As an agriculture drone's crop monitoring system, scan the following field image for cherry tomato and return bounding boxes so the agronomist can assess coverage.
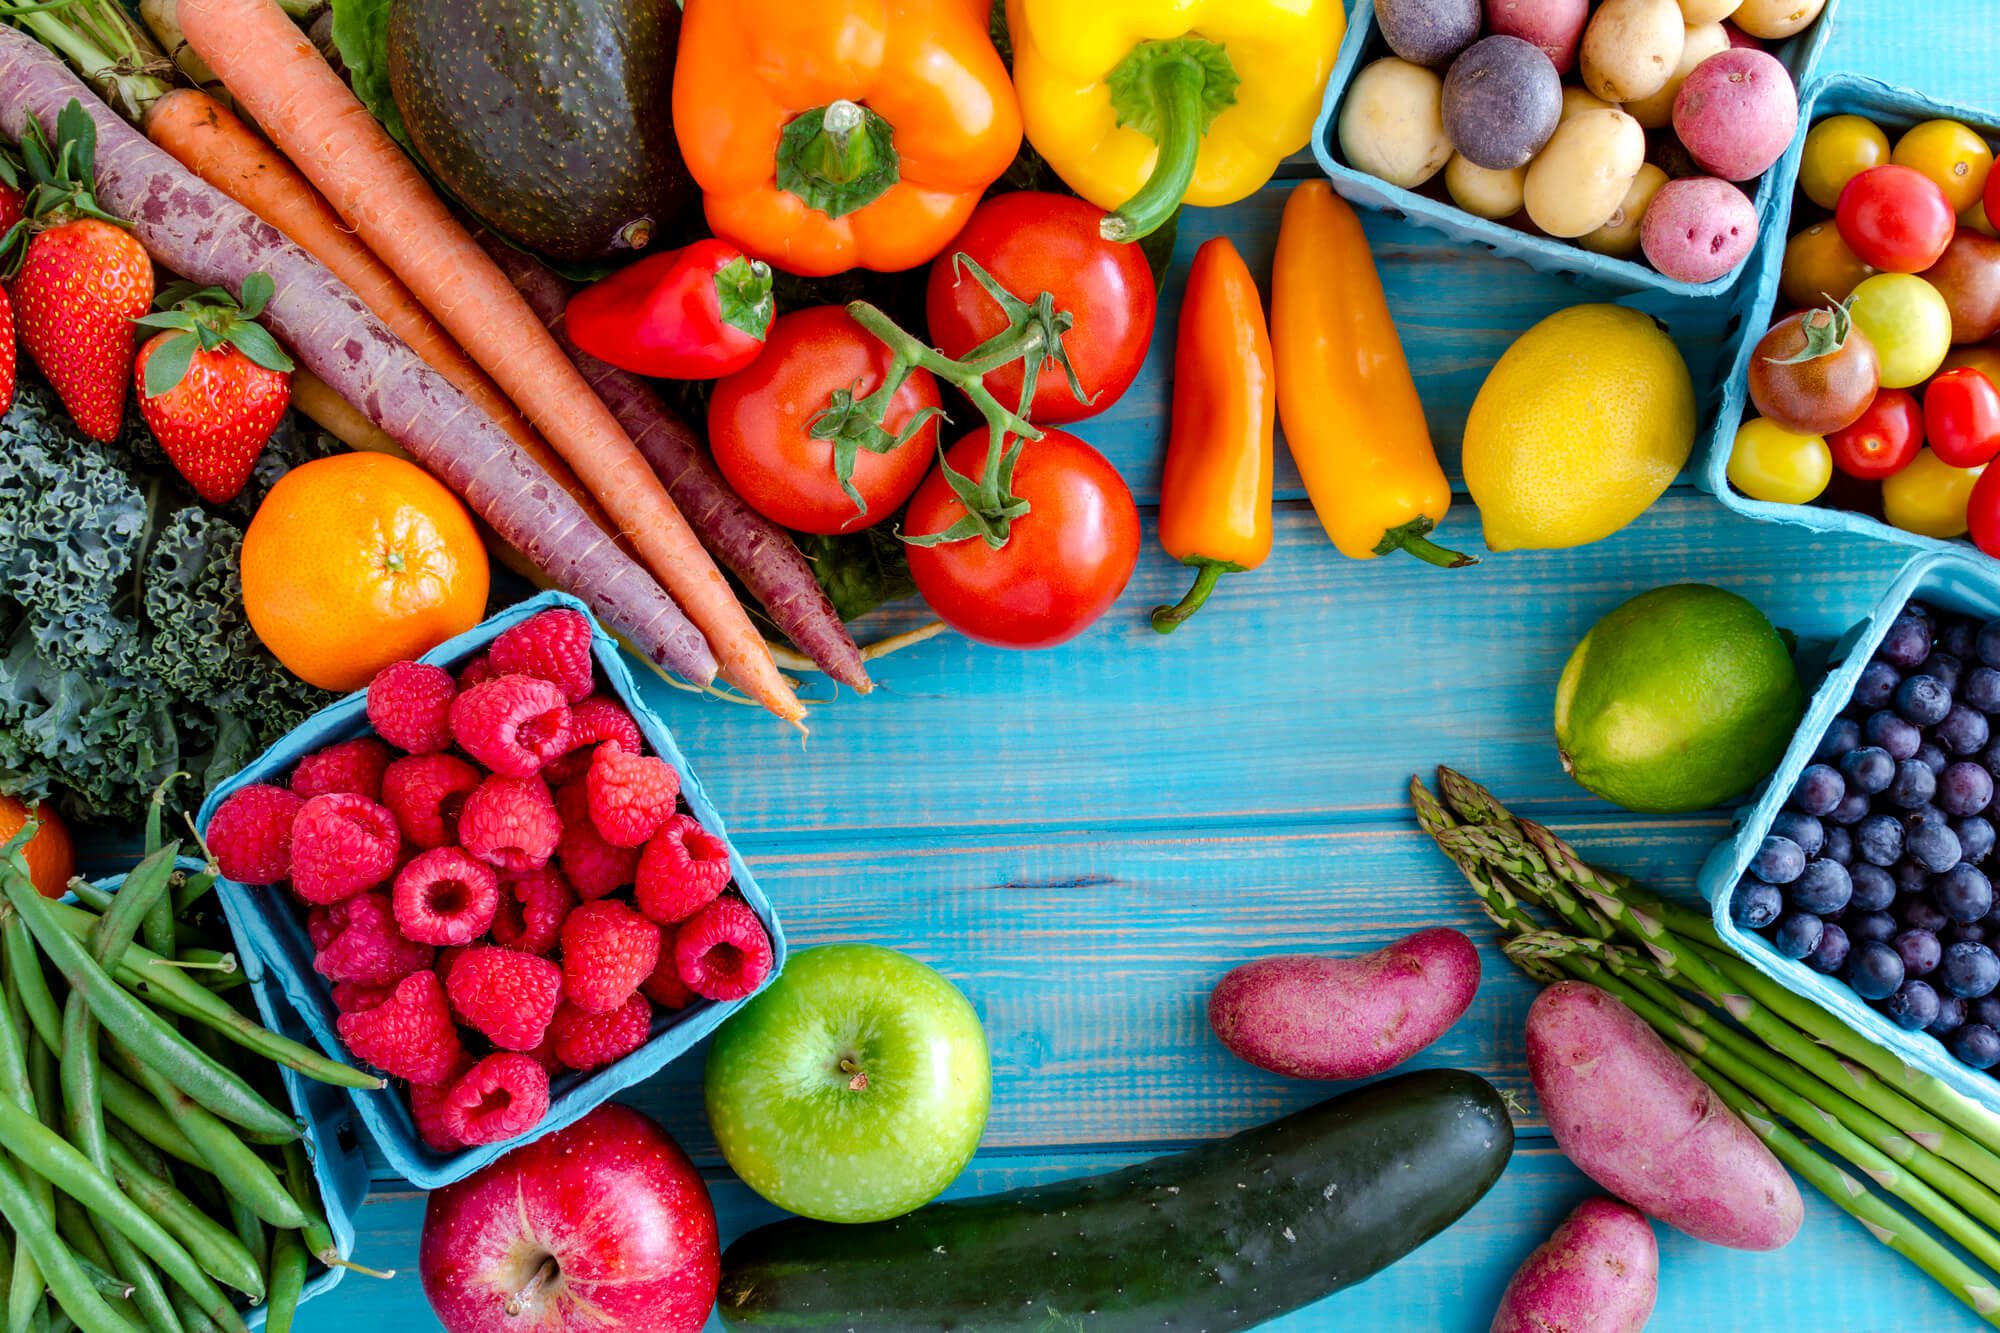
[706,305,941,535]
[1781,223,1876,309]
[1837,165,1957,273]
[1943,343,2000,382]
[1885,448,1982,538]
[1892,119,1994,215]
[1747,305,1881,435]
[925,193,1157,426]
[1801,115,1891,211]
[1848,272,1953,388]
[1729,418,1832,505]
[904,429,1140,648]
[1920,230,2000,344]
[1971,463,2000,557]
[1827,387,1923,479]
[1963,198,1999,239]
[1924,367,2000,468]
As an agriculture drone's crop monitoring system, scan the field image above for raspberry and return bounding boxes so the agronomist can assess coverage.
[440,1053,549,1146]
[366,661,457,755]
[206,785,303,884]
[641,951,697,1010]
[450,675,571,778]
[410,1055,472,1153]
[313,891,434,985]
[306,905,340,953]
[543,696,645,784]
[393,848,500,945]
[674,896,773,1001]
[492,868,574,955]
[553,780,637,899]
[380,753,482,849]
[489,608,595,702]
[634,814,733,925]
[460,775,562,874]
[291,737,392,803]
[331,979,397,1013]
[289,794,402,905]
[521,1030,564,1075]
[445,947,562,1051]
[585,743,680,848]
[335,970,462,1085]
[550,995,651,1072]
[456,654,498,691]
[560,900,660,1013]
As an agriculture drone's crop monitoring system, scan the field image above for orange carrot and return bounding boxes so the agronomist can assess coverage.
[180,0,803,727]
[140,87,612,533]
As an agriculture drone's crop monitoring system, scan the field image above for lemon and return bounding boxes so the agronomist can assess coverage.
[1555,584,1804,813]
[1464,304,1696,551]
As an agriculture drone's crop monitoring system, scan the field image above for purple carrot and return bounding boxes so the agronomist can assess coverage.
[0,32,716,686]
[482,237,873,693]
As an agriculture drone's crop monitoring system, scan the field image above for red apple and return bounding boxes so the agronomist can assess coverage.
[420,1104,718,1331]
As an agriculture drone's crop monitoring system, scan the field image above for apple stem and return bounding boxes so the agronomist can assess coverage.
[506,1256,559,1316]
[839,1056,868,1092]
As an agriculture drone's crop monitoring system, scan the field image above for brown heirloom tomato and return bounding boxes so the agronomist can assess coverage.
[1748,303,1883,437]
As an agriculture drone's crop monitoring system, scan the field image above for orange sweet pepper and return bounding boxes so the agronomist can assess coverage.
[672,0,1023,279]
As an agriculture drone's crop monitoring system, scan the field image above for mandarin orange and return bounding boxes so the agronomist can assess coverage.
[0,794,76,898]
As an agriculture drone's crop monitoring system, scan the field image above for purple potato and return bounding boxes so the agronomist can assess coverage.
[1443,36,1563,170]
[1377,0,1482,67]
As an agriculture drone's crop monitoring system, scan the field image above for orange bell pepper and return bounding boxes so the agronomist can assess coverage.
[1153,237,1274,632]
[672,0,1023,279]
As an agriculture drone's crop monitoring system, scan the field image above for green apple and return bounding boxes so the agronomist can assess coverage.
[704,943,990,1223]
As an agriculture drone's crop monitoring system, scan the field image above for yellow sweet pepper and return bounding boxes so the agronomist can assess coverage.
[1006,0,1346,242]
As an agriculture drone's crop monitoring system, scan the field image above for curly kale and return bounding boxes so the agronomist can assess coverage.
[0,373,335,824]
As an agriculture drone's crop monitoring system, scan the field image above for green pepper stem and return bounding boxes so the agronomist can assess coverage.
[1151,561,1228,633]
[1375,517,1478,569]
[776,99,900,220]
[1103,56,1207,244]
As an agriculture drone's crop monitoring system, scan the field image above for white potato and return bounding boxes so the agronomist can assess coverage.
[1561,85,1618,121]
[1447,153,1528,218]
[1581,0,1687,102]
[1579,163,1669,256]
[1621,22,1730,127]
[1524,108,1647,236]
[1731,0,1827,37]
[1338,58,1452,188]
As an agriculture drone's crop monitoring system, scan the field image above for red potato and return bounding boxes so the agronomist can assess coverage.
[1207,927,1480,1080]
[1526,982,1802,1251]
[1672,48,1798,181]
[1491,1197,1659,1333]
[1484,0,1589,73]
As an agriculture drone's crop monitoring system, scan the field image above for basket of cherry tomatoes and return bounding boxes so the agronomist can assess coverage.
[1707,72,2000,554]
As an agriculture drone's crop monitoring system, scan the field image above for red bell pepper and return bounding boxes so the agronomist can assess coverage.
[1925,367,2000,469]
[565,239,775,379]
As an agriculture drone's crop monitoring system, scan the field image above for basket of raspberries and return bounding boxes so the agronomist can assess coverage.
[194,594,785,1188]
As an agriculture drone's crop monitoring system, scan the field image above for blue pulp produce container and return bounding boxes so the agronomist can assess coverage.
[196,591,788,1190]
[1697,72,2000,556]
[1312,0,1838,298]
[1698,551,2000,1115]
[80,861,368,1326]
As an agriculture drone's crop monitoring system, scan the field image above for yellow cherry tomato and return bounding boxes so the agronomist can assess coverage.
[1883,448,1984,538]
[1781,222,1877,309]
[1801,115,1891,211]
[1961,198,1998,238]
[1728,418,1832,505]
[1849,272,1954,388]
[1892,119,1995,214]
[1943,343,2000,382]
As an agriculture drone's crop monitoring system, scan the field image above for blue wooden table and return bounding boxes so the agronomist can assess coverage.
[302,9,1997,1328]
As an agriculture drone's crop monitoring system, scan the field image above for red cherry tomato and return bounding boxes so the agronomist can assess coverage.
[904,428,1141,648]
[925,193,1158,425]
[1836,165,1957,273]
[1828,387,1924,479]
[1924,367,2000,468]
[706,305,941,535]
[1969,463,2000,557]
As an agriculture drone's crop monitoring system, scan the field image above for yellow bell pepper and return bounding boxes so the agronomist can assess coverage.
[1006,0,1346,242]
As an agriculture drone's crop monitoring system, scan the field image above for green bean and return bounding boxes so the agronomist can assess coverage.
[104,1043,300,1231]
[0,873,297,1143]
[168,876,213,921]
[60,890,198,959]
[98,1141,259,1309]
[2,922,59,1074]
[97,1080,199,1175]
[165,1293,223,1333]
[49,1205,142,1309]
[261,1232,304,1333]
[140,781,183,965]
[5,1011,53,1333]
[0,1155,128,1333]
[39,1313,63,1333]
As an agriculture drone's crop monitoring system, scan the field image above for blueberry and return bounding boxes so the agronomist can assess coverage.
[1956,815,1997,865]
[1828,794,1871,828]
[1923,652,1966,693]
[1866,711,1923,760]
[1791,764,1847,817]
[1807,921,1852,974]
[1882,613,1935,668]
[1942,942,2000,998]
[1896,675,1953,727]
[1938,863,1996,922]
[1895,858,1934,896]
[1902,892,1951,934]
[1854,659,1904,709]
[1972,995,2000,1028]
[1941,704,1992,758]
[1856,814,1905,866]
[1948,1023,2000,1070]
[1947,921,1992,947]
[1944,619,1981,660]
[1788,859,1853,915]
[1906,600,1937,629]
[1750,834,1807,884]
[1940,761,1997,818]
[1978,619,2000,668]
[1967,666,2000,713]
[1816,716,1864,761]
[1889,760,1939,810]
[1845,939,1908,1000]
[1932,994,1969,1035]
[1895,927,1943,976]
[1771,811,1826,858]
[1885,978,1942,1029]
[1849,909,1899,944]
[1850,862,1898,911]
[1908,812,1964,872]
[1915,741,1951,776]
[1731,878,1784,930]
[1841,745,1897,795]
[1774,910,1826,960]
[1822,824,1855,864]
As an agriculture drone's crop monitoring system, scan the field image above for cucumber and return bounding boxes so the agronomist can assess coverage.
[719,1068,1514,1330]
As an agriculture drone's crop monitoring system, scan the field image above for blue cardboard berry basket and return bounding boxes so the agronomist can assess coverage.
[80,861,368,1326]
[1312,0,1837,298]
[1697,550,2000,1115]
[195,591,788,1190]
[1696,72,2000,556]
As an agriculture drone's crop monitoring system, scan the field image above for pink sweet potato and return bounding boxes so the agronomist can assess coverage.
[1526,981,1802,1250]
[1491,1196,1659,1333]
[1207,927,1481,1079]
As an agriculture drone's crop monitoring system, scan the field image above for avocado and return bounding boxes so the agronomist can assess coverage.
[387,0,696,265]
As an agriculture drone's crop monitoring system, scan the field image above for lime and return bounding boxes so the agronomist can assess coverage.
[1554,584,1804,813]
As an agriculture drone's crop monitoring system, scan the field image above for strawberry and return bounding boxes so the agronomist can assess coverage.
[133,273,294,503]
[0,287,14,419]
[3,104,153,442]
